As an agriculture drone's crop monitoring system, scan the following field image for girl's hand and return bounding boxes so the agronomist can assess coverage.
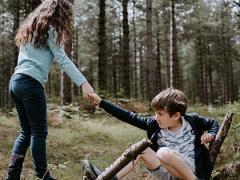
[87,93,102,106]
[81,82,94,99]
[200,133,215,144]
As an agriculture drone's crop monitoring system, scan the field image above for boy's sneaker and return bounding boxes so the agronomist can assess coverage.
[82,160,118,180]
[83,160,102,179]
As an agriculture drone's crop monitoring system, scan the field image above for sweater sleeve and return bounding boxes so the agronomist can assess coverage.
[195,115,219,137]
[99,99,153,130]
[47,28,87,86]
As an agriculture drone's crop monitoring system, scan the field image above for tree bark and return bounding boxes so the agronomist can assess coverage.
[60,47,72,105]
[31,0,41,10]
[60,0,73,105]
[122,0,130,98]
[169,0,180,89]
[73,29,79,97]
[0,1,5,107]
[112,49,117,98]
[163,1,170,88]
[98,0,107,94]
[96,138,152,180]
[155,9,162,92]
[207,44,214,105]
[209,113,234,165]
[139,43,145,100]
[117,18,123,96]
[146,0,156,100]
[132,0,138,98]
[12,0,20,73]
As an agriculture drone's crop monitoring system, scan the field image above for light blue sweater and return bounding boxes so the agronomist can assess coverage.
[14,27,87,87]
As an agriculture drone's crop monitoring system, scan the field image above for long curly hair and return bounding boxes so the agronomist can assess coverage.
[15,0,73,47]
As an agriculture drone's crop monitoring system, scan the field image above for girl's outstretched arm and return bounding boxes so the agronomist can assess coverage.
[87,93,154,131]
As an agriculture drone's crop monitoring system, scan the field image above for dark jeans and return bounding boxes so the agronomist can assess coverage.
[7,73,53,180]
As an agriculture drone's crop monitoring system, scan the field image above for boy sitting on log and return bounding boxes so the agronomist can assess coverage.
[84,88,219,180]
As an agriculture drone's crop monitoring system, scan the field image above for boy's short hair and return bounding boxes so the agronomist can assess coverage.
[151,88,188,116]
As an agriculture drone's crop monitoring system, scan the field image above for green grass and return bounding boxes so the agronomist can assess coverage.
[0,103,239,179]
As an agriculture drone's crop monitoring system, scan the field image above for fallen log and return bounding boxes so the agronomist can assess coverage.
[96,138,152,180]
[209,113,234,165]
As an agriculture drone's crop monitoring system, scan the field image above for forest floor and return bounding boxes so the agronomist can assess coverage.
[0,100,239,180]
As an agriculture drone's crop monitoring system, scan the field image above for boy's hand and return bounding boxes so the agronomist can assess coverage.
[200,133,215,144]
[87,93,102,106]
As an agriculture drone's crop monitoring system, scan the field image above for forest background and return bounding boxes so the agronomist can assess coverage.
[0,0,239,179]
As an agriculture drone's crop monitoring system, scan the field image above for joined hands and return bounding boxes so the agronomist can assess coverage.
[86,93,102,106]
[81,82,101,106]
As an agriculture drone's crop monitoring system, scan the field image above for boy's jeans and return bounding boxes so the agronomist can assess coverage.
[7,73,51,180]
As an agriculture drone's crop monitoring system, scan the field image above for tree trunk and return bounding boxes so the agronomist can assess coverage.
[12,0,20,73]
[215,23,224,105]
[24,0,30,17]
[196,27,208,105]
[132,0,138,98]
[169,0,180,89]
[0,2,5,107]
[112,48,117,98]
[31,0,41,10]
[60,0,73,105]
[139,44,145,100]
[163,1,170,88]
[98,0,107,94]
[60,57,72,105]
[225,14,234,104]
[117,19,123,96]
[122,0,130,98]
[73,29,79,97]
[207,44,214,105]
[209,113,234,165]
[202,39,208,105]
[146,0,156,100]
[155,9,162,92]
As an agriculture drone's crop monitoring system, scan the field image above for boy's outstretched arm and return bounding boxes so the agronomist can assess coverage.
[87,93,153,131]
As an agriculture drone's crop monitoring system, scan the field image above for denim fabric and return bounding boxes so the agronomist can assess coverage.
[7,73,53,180]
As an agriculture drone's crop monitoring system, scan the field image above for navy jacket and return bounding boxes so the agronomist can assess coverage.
[99,100,219,179]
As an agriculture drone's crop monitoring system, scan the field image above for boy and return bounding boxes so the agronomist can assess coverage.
[84,88,219,180]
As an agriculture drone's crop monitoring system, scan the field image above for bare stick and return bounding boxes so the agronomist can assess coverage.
[209,113,234,165]
[96,138,152,180]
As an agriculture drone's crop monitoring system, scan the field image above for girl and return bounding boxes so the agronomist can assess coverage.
[7,0,93,179]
